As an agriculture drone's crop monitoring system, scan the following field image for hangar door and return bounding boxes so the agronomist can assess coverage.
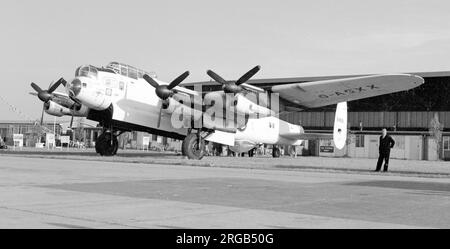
[409,136,422,160]
[368,136,378,159]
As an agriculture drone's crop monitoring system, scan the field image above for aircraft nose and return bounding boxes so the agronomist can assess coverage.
[69,78,82,97]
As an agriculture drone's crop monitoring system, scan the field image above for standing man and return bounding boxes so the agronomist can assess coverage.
[376,128,395,172]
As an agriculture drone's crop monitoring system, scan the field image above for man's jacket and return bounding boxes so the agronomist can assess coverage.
[379,135,395,154]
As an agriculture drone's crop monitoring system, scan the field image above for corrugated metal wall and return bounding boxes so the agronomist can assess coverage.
[280,111,450,129]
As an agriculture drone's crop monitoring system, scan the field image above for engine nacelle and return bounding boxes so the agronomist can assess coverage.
[234,94,274,117]
[72,104,90,117]
[163,98,202,121]
[44,101,89,117]
[44,101,71,117]
[204,92,274,118]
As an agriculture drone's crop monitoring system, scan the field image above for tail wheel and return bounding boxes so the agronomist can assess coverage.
[183,133,205,160]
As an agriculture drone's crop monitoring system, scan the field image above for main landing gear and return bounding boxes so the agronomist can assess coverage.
[272,145,281,158]
[95,130,119,156]
[182,129,206,160]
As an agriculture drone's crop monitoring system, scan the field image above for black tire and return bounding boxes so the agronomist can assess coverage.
[248,149,254,157]
[97,132,118,156]
[182,133,205,160]
[95,133,105,153]
[272,146,281,158]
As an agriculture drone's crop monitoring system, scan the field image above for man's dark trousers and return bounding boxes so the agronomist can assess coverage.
[376,151,390,171]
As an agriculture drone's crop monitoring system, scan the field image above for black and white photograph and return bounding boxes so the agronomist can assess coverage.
[0,0,449,240]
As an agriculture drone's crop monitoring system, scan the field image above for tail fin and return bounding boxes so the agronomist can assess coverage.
[333,102,347,149]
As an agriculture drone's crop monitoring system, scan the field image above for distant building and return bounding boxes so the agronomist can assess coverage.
[0,120,181,152]
[0,120,62,147]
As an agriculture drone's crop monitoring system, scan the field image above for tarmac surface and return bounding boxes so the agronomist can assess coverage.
[0,149,449,228]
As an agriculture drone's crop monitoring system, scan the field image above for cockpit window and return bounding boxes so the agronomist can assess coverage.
[75,65,98,78]
[105,62,157,79]
[120,66,128,76]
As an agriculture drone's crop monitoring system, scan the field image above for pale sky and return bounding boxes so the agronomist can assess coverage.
[1,0,450,121]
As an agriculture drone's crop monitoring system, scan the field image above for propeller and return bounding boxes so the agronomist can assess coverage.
[143,72,190,127]
[143,72,189,100]
[30,78,66,103]
[206,65,261,94]
[30,78,66,125]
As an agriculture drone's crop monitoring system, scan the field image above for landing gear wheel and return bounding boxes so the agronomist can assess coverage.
[248,148,255,157]
[96,132,118,156]
[272,146,281,158]
[183,133,205,160]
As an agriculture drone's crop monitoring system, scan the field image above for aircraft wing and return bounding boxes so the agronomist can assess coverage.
[271,74,424,109]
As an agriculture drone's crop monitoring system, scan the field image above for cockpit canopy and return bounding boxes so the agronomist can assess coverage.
[106,62,157,80]
[75,65,98,78]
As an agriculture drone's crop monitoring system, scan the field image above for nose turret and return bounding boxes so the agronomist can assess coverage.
[68,78,82,97]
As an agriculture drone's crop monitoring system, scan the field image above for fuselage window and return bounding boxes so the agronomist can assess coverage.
[128,68,137,79]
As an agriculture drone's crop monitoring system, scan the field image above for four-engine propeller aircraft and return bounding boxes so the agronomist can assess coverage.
[30,62,424,159]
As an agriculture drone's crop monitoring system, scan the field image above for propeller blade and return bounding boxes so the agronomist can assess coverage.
[168,71,190,90]
[157,105,163,128]
[48,78,65,93]
[143,74,160,89]
[235,65,261,85]
[69,105,75,128]
[70,115,74,128]
[61,78,67,87]
[206,70,228,85]
[40,103,45,126]
[31,83,43,93]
